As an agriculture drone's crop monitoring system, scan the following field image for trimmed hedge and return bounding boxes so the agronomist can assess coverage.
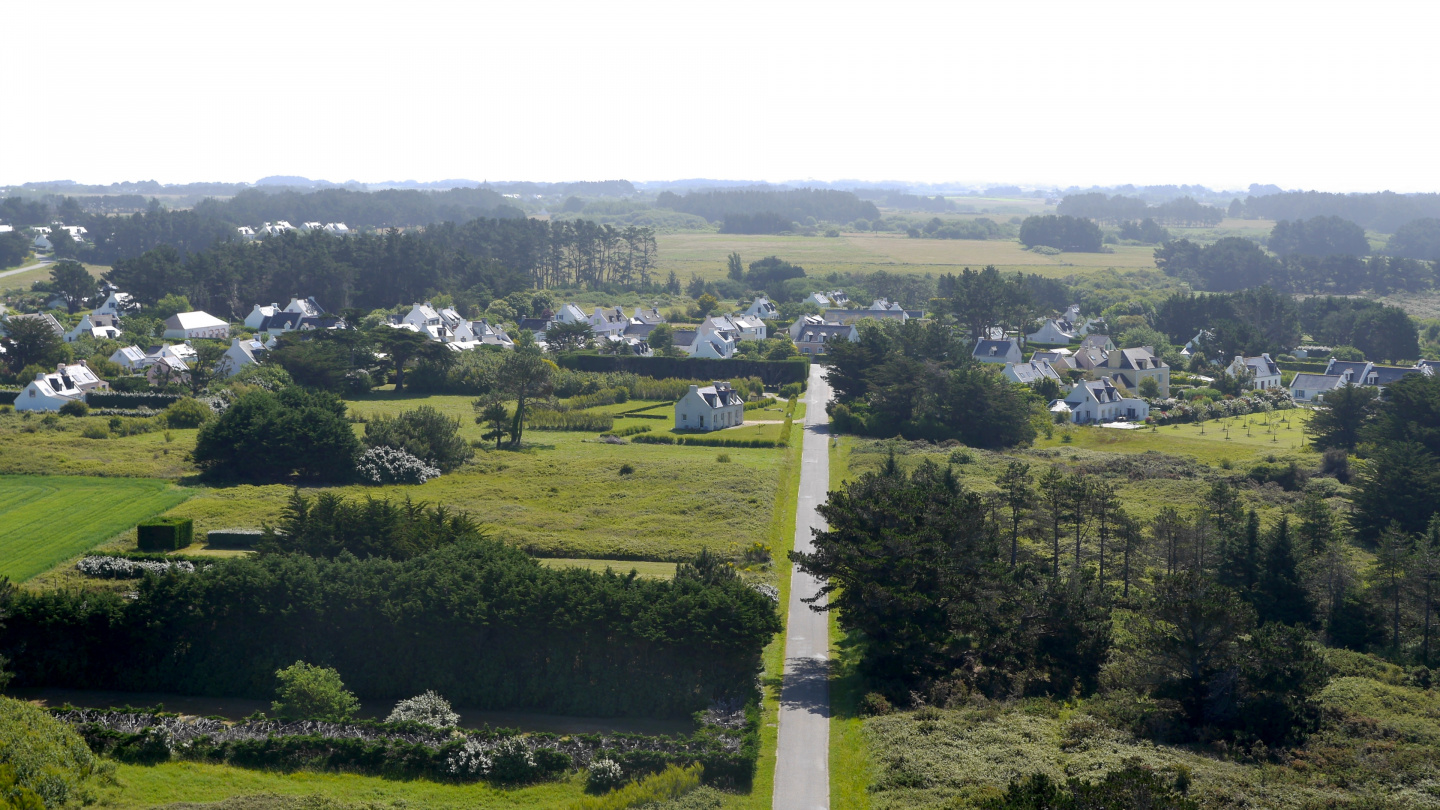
[206,529,262,549]
[87,391,184,409]
[556,354,809,386]
[1277,360,1329,373]
[136,517,194,551]
[525,409,615,432]
[0,390,19,406]
[610,424,653,437]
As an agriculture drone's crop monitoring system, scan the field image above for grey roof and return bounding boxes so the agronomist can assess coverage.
[1112,347,1164,370]
[1326,360,1370,379]
[671,329,698,347]
[798,325,854,343]
[1080,334,1112,350]
[973,339,1018,357]
[1290,373,1343,391]
[1241,355,1281,377]
[1370,365,1424,385]
[623,321,659,339]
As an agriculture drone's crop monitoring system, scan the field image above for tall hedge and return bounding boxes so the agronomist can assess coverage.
[556,354,808,386]
[1,540,781,719]
[136,517,193,551]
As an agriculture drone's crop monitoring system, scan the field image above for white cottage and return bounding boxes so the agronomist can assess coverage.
[1063,378,1149,424]
[64,313,122,342]
[1226,354,1283,390]
[675,382,745,432]
[218,337,264,377]
[163,311,229,340]
[16,362,109,412]
[744,296,780,320]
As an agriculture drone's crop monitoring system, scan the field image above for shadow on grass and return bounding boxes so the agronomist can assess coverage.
[829,629,867,721]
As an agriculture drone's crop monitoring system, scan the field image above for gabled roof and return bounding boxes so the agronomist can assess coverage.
[798,325,855,343]
[1369,365,1424,385]
[1326,360,1370,379]
[623,321,659,339]
[1080,334,1113,351]
[1290,373,1343,392]
[973,338,1019,357]
[1237,354,1281,378]
[671,329,699,347]
[1111,347,1165,370]
[167,311,228,330]
[112,345,147,364]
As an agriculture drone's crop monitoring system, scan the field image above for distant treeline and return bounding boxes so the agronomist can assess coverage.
[719,212,793,235]
[1234,190,1440,233]
[193,187,517,230]
[1018,215,1104,252]
[1057,193,1225,226]
[1156,237,1436,295]
[107,218,657,316]
[656,188,879,224]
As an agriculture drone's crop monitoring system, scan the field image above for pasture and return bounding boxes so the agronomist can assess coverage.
[0,261,108,292]
[0,475,190,581]
[656,231,1161,283]
[0,412,199,479]
[93,394,806,564]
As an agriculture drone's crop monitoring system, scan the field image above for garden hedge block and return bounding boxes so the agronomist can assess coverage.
[136,517,194,551]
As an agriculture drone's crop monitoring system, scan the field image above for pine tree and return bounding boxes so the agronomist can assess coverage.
[1219,509,1261,597]
[996,461,1032,569]
[1038,466,1067,577]
[1374,523,1413,653]
[1255,516,1314,626]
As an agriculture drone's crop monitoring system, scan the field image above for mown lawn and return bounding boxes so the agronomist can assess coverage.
[0,475,191,581]
[1034,409,1314,466]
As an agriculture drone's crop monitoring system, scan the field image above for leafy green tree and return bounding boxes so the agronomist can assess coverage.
[48,260,96,314]
[269,331,364,392]
[193,387,360,481]
[1017,215,1104,252]
[263,490,482,559]
[47,226,77,258]
[1268,216,1370,258]
[1388,217,1440,261]
[364,405,473,472]
[694,293,719,318]
[271,661,360,721]
[151,293,193,321]
[0,317,63,373]
[545,320,594,351]
[726,251,743,281]
[370,326,452,392]
[475,397,510,449]
[0,230,29,269]
[186,340,228,396]
[1254,516,1314,627]
[1124,571,1254,729]
[648,323,673,353]
[497,348,554,448]
[997,461,1032,568]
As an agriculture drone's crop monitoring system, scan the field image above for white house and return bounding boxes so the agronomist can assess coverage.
[94,291,136,318]
[322,222,350,236]
[869,298,905,312]
[675,382,745,432]
[65,313,122,342]
[555,303,589,325]
[589,307,630,339]
[631,306,665,325]
[1064,378,1149,424]
[805,290,849,308]
[236,226,257,241]
[972,338,1023,365]
[400,303,450,341]
[217,337,264,377]
[163,311,229,340]
[452,318,514,348]
[1099,347,1170,396]
[1031,349,1075,372]
[1026,318,1080,345]
[1181,330,1215,359]
[1003,360,1062,386]
[285,297,326,317]
[258,221,295,237]
[1226,354,1283,390]
[244,304,280,329]
[1289,373,1344,404]
[151,342,198,366]
[794,323,858,356]
[146,355,190,385]
[789,314,830,341]
[109,345,149,371]
[17,370,82,411]
[744,296,780,320]
[729,314,767,342]
[1079,334,1116,353]
[32,234,52,251]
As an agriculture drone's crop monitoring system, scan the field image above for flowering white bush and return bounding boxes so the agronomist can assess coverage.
[356,445,441,485]
[487,736,537,782]
[77,556,195,579]
[386,690,460,728]
[446,738,492,776]
[586,757,625,792]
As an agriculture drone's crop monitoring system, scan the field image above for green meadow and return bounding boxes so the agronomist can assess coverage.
[0,475,190,581]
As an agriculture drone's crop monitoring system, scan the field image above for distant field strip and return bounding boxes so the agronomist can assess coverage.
[0,476,191,581]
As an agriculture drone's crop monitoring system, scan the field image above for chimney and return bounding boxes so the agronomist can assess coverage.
[688,384,699,395]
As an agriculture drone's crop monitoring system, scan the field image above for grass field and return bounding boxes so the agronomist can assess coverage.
[0,413,199,479]
[538,557,677,579]
[656,232,1161,283]
[0,261,108,292]
[103,762,588,809]
[0,475,191,581]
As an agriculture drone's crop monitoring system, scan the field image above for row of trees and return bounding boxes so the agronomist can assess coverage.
[1267,216,1370,258]
[1235,190,1440,233]
[1057,194,1225,226]
[656,187,880,224]
[1,531,781,718]
[1155,237,1437,295]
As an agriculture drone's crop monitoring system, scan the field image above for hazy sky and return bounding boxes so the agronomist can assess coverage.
[6,0,1436,192]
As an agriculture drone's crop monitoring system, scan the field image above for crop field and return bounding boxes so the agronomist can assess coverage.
[656,232,1160,283]
[0,413,199,479]
[0,475,191,581]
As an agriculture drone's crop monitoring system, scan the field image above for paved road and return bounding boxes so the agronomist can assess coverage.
[0,257,53,281]
[773,363,832,810]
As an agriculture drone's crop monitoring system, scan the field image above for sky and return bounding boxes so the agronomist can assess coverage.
[5,0,1438,192]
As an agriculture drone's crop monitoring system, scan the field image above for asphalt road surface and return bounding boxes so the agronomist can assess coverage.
[773,363,832,810]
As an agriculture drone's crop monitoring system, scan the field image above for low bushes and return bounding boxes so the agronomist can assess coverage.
[556,354,809,386]
[163,397,212,428]
[76,556,196,579]
[557,387,630,412]
[610,424,653,437]
[576,764,703,809]
[136,517,193,551]
[59,399,90,417]
[526,409,615,432]
[86,391,183,409]
[633,434,782,449]
[356,445,441,485]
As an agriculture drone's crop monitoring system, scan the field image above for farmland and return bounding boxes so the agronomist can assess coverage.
[0,475,191,581]
[0,412,200,479]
